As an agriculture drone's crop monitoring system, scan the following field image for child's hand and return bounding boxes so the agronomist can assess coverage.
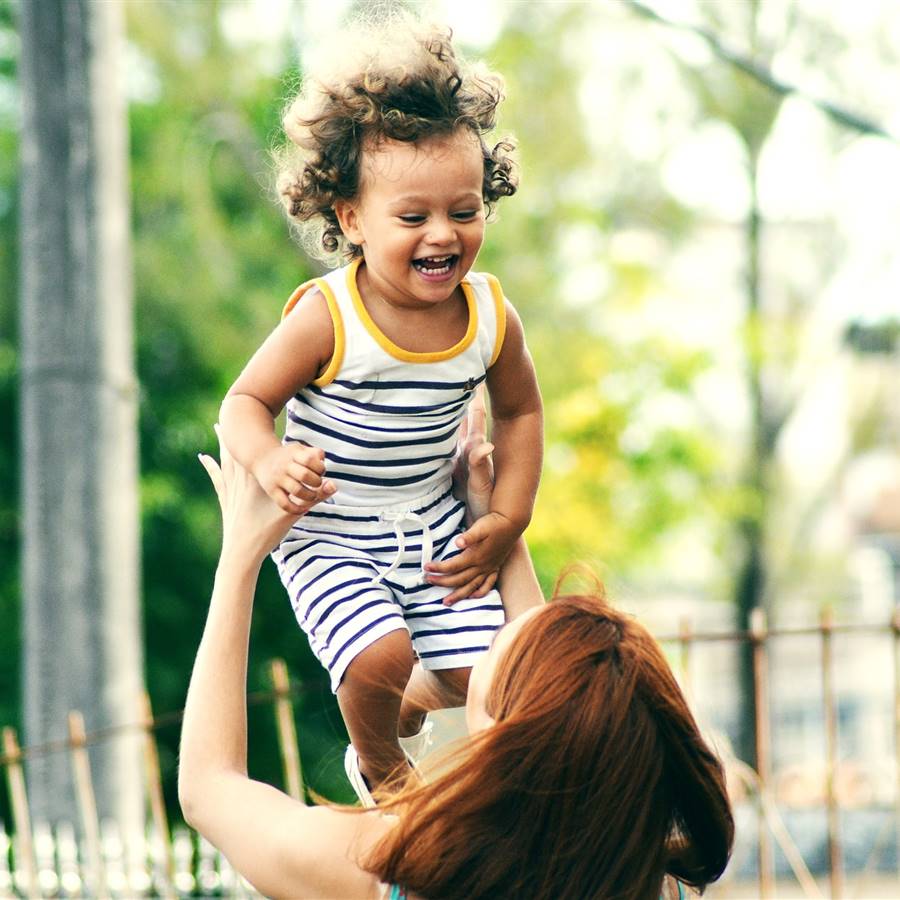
[425,511,521,605]
[252,443,335,516]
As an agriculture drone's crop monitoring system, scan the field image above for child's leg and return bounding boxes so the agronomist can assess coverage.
[336,629,416,791]
[399,664,470,737]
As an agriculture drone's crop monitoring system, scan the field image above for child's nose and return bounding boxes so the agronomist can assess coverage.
[426,217,457,245]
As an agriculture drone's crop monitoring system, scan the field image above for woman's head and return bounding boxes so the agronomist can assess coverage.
[276,16,517,261]
[369,593,734,900]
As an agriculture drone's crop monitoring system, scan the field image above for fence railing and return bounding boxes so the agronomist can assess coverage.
[2,610,899,899]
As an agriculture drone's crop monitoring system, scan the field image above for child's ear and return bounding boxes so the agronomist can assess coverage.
[334,200,364,245]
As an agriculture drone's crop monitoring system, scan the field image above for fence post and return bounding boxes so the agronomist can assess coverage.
[750,607,774,898]
[820,608,843,899]
[67,711,109,900]
[139,692,177,899]
[2,727,39,898]
[269,659,305,802]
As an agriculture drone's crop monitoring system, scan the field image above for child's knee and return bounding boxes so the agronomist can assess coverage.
[342,629,415,695]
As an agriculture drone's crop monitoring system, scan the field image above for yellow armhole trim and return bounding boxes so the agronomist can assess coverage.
[485,273,507,367]
[280,278,345,387]
[347,258,478,363]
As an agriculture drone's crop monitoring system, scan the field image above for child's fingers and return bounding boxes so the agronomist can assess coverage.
[443,573,487,605]
[286,480,335,512]
[276,490,307,515]
[428,564,482,589]
[279,476,313,501]
[455,517,493,551]
[425,548,476,576]
[470,571,498,598]
[293,447,326,474]
[286,462,323,488]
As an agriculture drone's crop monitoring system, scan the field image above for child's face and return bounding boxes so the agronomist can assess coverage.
[335,128,486,308]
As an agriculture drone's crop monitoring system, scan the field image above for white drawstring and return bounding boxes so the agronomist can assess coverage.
[371,510,433,585]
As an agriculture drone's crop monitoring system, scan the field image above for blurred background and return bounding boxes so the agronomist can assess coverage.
[1,0,899,896]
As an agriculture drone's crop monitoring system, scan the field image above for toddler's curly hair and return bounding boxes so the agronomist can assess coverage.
[275,17,518,261]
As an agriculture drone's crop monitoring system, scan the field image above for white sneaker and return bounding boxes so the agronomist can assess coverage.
[399,718,434,767]
[344,744,377,808]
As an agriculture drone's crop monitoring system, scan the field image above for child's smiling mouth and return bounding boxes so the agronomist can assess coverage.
[411,254,458,279]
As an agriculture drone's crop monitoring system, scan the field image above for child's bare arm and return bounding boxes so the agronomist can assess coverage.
[219,290,337,515]
[427,302,543,602]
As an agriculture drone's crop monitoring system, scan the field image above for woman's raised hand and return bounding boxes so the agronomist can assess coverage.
[199,425,325,564]
[453,386,495,524]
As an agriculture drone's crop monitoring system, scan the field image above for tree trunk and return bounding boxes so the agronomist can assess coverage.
[18,0,142,832]
[734,147,768,767]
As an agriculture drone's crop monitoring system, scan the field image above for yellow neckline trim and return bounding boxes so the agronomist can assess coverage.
[346,257,478,364]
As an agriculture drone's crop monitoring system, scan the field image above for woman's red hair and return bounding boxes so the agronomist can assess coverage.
[365,593,734,900]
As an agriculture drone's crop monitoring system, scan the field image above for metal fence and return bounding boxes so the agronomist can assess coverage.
[1,615,899,899]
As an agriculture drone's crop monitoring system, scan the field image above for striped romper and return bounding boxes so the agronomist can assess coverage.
[272,258,507,692]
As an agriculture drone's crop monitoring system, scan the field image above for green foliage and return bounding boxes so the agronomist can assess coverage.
[1,0,801,822]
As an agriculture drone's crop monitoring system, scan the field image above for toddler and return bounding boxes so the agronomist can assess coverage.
[219,18,543,803]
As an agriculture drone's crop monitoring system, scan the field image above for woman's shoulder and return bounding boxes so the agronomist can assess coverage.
[271,805,395,900]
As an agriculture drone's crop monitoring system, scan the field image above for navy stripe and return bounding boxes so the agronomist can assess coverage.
[299,577,373,620]
[412,624,501,639]
[330,613,403,670]
[301,486,454,523]
[305,584,377,630]
[417,645,491,660]
[292,559,374,596]
[404,602,503,621]
[285,541,384,579]
[331,374,486,392]
[288,411,459,449]
[324,449,455,468]
[302,508,381,523]
[295,394,454,435]
[399,581,444,597]
[309,384,468,416]
[329,467,443,488]
[322,598,390,650]
[285,535,439,558]
[313,591,387,638]
[291,498,463,543]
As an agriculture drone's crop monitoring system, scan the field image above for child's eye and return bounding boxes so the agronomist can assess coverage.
[399,214,426,224]
[452,210,479,221]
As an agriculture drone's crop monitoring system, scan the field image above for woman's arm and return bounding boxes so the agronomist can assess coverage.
[178,434,388,900]
[453,389,544,619]
[427,302,543,601]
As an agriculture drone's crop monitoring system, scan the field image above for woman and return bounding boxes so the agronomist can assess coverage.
[179,414,734,900]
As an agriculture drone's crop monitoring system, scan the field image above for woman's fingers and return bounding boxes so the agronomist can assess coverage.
[198,454,226,511]
[212,423,234,480]
[467,385,487,441]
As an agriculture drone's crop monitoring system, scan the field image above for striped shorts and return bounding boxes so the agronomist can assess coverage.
[273,483,506,693]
